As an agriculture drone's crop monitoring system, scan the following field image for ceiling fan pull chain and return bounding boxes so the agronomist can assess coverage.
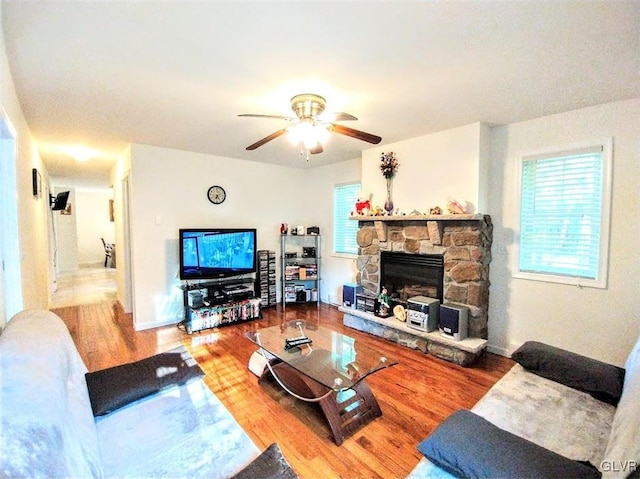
[296,142,309,161]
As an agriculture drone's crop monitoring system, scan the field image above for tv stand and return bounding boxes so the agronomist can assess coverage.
[180,277,261,334]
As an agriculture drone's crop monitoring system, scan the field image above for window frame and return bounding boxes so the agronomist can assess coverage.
[333,182,361,258]
[513,139,613,289]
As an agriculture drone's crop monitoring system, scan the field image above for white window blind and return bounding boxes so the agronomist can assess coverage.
[333,183,360,255]
[519,145,608,284]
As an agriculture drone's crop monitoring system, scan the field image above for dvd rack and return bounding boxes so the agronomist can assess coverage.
[257,250,277,307]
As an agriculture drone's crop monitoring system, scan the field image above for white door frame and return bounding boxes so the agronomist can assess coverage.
[0,109,23,325]
[121,175,134,313]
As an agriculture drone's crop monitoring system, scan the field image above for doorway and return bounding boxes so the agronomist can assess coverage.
[48,185,117,308]
[0,111,23,325]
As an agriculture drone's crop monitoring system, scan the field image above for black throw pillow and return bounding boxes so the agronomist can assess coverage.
[229,443,298,479]
[418,410,601,479]
[511,341,625,405]
[85,346,204,416]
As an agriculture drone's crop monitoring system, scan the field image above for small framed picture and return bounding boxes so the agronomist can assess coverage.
[32,168,42,197]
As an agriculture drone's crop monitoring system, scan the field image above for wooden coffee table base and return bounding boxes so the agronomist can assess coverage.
[259,361,383,445]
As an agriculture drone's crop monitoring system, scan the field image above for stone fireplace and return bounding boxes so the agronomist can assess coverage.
[340,213,493,365]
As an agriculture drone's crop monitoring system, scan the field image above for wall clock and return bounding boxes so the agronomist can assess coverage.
[207,185,226,204]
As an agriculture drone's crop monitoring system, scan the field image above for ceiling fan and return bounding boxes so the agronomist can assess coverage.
[239,93,382,155]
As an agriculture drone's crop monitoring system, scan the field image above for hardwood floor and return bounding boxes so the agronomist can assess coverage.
[51,300,514,479]
[50,265,117,309]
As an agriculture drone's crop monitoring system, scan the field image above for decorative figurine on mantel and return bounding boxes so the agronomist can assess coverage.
[371,205,384,216]
[447,198,467,214]
[354,192,371,216]
[377,287,391,317]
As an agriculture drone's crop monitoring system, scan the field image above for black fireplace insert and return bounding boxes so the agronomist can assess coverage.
[380,251,444,303]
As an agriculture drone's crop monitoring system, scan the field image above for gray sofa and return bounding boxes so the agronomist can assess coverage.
[408,336,640,479]
[0,309,296,479]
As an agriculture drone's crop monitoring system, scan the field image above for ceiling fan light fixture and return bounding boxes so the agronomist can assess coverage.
[311,124,330,146]
[286,122,329,149]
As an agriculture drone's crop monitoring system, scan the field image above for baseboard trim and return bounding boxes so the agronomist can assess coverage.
[134,316,180,331]
[487,344,510,358]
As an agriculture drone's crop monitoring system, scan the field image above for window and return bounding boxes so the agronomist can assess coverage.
[517,142,611,288]
[333,183,360,255]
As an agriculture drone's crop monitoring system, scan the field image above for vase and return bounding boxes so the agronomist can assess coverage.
[384,178,394,215]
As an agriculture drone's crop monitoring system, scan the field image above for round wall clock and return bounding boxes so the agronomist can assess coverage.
[207,185,226,204]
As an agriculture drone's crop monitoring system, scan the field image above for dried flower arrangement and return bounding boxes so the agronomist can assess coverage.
[379,152,399,179]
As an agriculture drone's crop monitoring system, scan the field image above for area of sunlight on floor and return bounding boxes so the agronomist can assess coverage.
[49,264,117,308]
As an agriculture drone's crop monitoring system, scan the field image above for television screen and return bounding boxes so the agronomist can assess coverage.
[179,228,256,280]
[51,191,70,211]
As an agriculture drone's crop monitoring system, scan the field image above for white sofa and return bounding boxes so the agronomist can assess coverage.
[408,337,640,479]
[0,309,294,479]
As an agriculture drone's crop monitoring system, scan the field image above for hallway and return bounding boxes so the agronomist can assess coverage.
[50,265,116,308]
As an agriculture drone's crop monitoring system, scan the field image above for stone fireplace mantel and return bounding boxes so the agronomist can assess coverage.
[350,214,486,244]
[350,214,486,221]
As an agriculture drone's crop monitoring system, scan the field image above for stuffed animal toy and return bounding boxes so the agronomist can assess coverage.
[355,193,371,216]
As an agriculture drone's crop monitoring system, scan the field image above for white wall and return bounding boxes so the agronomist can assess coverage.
[0,2,51,314]
[361,122,490,214]
[488,99,640,366]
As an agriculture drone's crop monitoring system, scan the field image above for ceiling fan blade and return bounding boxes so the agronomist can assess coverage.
[238,114,295,121]
[309,143,323,154]
[246,129,287,150]
[331,112,358,121]
[329,124,382,144]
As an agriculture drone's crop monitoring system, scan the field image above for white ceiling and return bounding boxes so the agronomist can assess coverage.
[2,1,639,183]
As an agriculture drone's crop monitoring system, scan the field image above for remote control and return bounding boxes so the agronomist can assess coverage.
[284,336,312,350]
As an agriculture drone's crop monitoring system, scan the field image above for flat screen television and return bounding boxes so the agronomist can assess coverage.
[179,228,257,281]
[50,191,70,211]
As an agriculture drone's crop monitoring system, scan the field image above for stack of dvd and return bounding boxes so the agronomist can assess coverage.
[257,250,277,307]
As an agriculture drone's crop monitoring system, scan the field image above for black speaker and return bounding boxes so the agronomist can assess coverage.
[439,303,468,341]
[343,283,363,308]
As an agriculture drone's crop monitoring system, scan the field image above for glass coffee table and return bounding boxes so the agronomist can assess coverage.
[245,320,397,445]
